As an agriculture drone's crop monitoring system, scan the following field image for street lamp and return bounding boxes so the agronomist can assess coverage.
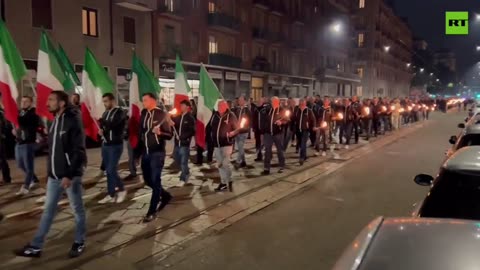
[406,63,411,67]
[476,14,480,21]
[331,22,341,33]
[436,79,440,82]
[420,68,424,73]
[384,46,390,52]
[430,73,433,76]
[476,46,480,51]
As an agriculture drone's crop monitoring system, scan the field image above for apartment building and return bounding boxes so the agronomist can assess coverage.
[352,0,413,98]
[1,0,154,100]
[155,0,361,103]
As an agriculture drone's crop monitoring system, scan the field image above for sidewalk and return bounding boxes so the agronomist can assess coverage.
[0,119,432,270]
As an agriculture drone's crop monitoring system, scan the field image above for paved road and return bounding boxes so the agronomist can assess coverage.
[138,112,464,270]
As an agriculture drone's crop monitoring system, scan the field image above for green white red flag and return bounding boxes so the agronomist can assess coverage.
[128,53,160,148]
[0,20,26,127]
[196,64,221,149]
[57,44,81,90]
[173,54,191,111]
[81,48,114,140]
[36,31,74,120]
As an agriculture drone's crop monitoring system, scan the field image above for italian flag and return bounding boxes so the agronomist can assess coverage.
[0,20,26,127]
[57,44,81,90]
[196,65,221,149]
[36,31,75,120]
[173,54,191,112]
[128,53,160,148]
[81,48,114,140]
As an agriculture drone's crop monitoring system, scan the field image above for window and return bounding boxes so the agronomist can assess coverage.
[165,0,174,12]
[192,0,199,8]
[241,43,248,61]
[359,0,365,8]
[82,8,98,37]
[356,86,363,96]
[357,33,364,47]
[208,1,216,13]
[256,44,264,57]
[208,35,218,53]
[191,32,199,50]
[123,17,135,44]
[32,0,52,29]
[357,67,364,78]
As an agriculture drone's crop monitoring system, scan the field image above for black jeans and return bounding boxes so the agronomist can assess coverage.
[362,118,372,140]
[0,143,10,182]
[141,151,169,215]
[254,131,263,160]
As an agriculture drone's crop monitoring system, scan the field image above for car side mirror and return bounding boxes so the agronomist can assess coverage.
[449,135,457,145]
[458,123,465,129]
[414,174,434,186]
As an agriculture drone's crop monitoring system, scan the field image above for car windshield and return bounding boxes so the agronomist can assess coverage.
[457,134,480,149]
[419,169,480,220]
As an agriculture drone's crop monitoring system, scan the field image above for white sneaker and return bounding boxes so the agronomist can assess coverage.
[345,145,349,150]
[98,195,115,204]
[29,182,38,190]
[315,152,320,156]
[176,181,186,187]
[36,196,46,203]
[16,186,29,196]
[116,191,127,203]
[322,151,327,157]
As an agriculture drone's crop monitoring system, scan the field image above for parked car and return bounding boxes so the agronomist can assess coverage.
[412,146,480,220]
[332,217,480,270]
[446,115,480,158]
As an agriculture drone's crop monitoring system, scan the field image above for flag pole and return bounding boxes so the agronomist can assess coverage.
[27,79,38,106]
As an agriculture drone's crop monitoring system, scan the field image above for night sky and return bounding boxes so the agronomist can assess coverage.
[394,0,480,76]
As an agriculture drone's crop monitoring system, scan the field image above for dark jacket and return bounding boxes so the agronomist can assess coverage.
[209,111,238,147]
[17,107,41,144]
[317,106,332,124]
[138,107,173,155]
[232,105,251,133]
[260,106,286,135]
[293,107,316,132]
[342,104,357,123]
[371,103,382,119]
[100,107,127,145]
[252,103,269,133]
[172,112,196,147]
[47,106,87,180]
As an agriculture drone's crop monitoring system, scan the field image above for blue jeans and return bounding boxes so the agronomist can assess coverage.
[235,133,248,164]
[15,143,35,189]
[102,144,124,197]
[299,130,309,161]
[141,151,168,215]
[173,145,190,181]
[127,141,137,176]
[263,133,285,170]
[31,177,86,248]
[214,146,233,184]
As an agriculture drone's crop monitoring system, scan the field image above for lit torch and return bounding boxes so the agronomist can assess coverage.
[381,106,387,112]
[363,106,370,116]
[169,108,178,115]
[285,110,291,118]
[399,108,405,113]
[390,105,396,111]
[337,112,344,120]
[407,106,412,112]
[240,117,247,129]
[321,121,328,128]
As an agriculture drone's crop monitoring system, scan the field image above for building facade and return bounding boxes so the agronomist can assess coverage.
[154,0,361,103]
[352,0,413,98]
[1,0,154,101]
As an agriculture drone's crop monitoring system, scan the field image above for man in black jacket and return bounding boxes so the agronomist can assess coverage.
[16,91,87,258]
[137,93,173,223]
[261,96,286,175]
[97,93,127,204]
[232,96,251,169]
[252,98,267,162]
[172,100,195,187]
[14,96,41,195]
[209,100,238,192]
[292,98,315,165]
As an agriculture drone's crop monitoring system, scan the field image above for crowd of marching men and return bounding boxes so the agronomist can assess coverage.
[1,88,439,258]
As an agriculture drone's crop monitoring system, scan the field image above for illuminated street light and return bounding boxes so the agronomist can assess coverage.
[406,63,411,67]
[436,79,439,82]
[384,46,390,52]
[430,73,433,76]
[420,68,424,72]
[477,14,480,21]
[331,23,341,33]
[477,46,480,51]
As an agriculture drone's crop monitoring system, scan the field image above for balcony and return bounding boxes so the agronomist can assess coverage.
[115,0,156,11]
[252,27,269,40]
[253,0,271,10]
[158,2,184,18]
[252,56,271,72]
[209,53,242,68]
[315,68,362,83]
[208,12,240,33]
